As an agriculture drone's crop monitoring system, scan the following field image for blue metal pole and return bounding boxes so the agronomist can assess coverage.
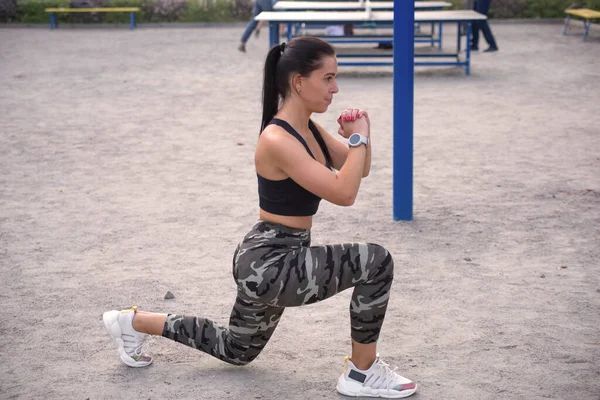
[393,0,414,221]
[457,22,461,52]
[583,20,591,41]
[130,12,135,30]
[50,12,56,29]
[269,22,279,47]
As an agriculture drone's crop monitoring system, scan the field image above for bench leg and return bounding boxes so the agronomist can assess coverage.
[269,22,280,48]
[465,22,471,76]
[457,22,462,53]
[50,12,57,29]
[438,22,443,51]
[583,19,591,41]
[562,15,571,35]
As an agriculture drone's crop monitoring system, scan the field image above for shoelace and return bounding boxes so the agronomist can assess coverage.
[123,333,149,358]
[374,359,401,387]
[132,340,149,358]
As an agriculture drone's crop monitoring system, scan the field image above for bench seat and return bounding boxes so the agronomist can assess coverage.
[45,7,140,30]
[563,8,600,41]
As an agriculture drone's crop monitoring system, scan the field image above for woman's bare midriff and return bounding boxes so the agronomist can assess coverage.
[259,208,313,230]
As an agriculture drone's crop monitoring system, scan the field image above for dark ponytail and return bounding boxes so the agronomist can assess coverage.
[260,37,335,134]
[261,43,284,133]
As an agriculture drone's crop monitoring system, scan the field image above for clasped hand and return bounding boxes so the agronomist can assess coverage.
[336,108,370,139]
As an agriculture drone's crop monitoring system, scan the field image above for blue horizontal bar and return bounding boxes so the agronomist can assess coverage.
[337,52,459,58]
[312,35,394,39]
[338,62,394,66]
[337,53,394,58]
[414,61,468,67]
[337,61,468,67]
[414,53,459,57]
[293,37,436,44]
[327,39,394,43]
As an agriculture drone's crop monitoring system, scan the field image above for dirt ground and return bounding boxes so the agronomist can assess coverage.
[1,19,599,400]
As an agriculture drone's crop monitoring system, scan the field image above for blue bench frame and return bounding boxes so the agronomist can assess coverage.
[46,7,138,30]
[262,13,483,75]
[274,3,450,50]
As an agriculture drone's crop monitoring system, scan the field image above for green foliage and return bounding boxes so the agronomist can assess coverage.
[0,0,20,22]
[10,0,246,23]
[180,0,238,22]
[522,0,572,18]
[7,0,600,24]
[488,0,528,19]
[102,0,147,23]
[17,0,70,23]
[450,0,600,18]
[142,0,187,22]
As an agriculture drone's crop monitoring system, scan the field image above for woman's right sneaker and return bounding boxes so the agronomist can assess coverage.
[336,355,417,398]
[103,306,153,367]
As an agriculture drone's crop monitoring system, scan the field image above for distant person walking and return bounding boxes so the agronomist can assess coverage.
[238,0,276,52]
[471,0,499,52]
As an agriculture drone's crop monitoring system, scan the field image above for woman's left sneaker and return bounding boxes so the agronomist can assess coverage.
[336,355,417,398]
[103,306,153,367]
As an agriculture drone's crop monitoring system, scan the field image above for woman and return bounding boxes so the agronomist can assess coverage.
[103,37,417,399]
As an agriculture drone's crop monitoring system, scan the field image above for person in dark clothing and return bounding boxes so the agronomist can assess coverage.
[471,0,499,52]
[238,0,276,53]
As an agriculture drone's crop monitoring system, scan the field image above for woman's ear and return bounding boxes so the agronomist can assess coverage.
[291,74,303,94]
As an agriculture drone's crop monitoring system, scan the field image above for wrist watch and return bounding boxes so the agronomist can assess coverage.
[348,133,369,148]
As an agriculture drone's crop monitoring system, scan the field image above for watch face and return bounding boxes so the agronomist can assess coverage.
[349,134,361,146]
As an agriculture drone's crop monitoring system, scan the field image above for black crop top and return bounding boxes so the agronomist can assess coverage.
[257,118,333,217]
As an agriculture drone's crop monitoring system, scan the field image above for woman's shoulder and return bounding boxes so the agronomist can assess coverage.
[308,118,329,136]
[259,124,297,152]
[261,123,288,141]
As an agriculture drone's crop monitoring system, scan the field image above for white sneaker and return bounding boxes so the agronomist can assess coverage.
[336,355,417,398]
[103,306,153,367]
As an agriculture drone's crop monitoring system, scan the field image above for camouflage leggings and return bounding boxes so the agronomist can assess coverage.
[161,221,394,366]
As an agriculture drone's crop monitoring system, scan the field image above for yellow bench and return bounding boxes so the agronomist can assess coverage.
[563,8,600,41]
[45,7,140,30]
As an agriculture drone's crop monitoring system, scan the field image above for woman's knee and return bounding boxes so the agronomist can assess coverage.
[236,351,262,366]
[221,341,263,366]
[227,355,255,367]
[367,243,394,277]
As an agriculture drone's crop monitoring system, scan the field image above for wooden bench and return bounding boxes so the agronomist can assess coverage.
[45,7,140,30]
[563,8,600,41]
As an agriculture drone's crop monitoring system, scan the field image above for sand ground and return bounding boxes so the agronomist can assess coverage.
[1,20,599,400]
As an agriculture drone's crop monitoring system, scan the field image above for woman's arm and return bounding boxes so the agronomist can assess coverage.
[257,117,369,206]
[340,109,371,177]
[313,110,371,177]
[310,119,348,171]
